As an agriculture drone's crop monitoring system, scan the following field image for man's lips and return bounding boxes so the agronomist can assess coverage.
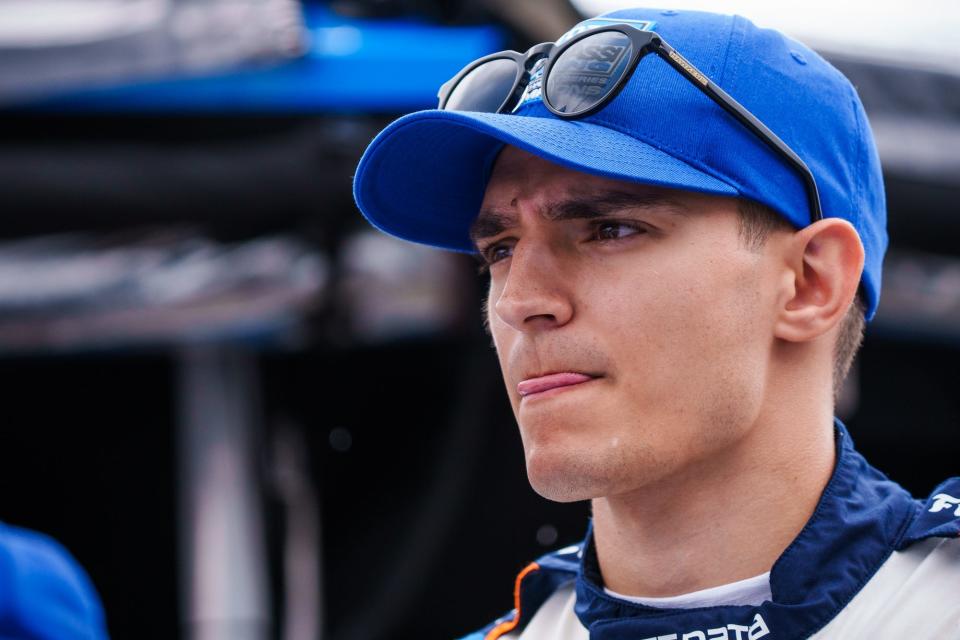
[517,372,597,397]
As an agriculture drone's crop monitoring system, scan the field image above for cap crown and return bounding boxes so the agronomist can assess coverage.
[518,8,887,316]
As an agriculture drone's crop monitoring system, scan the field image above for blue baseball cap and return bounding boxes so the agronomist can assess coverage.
[353,7,887,319]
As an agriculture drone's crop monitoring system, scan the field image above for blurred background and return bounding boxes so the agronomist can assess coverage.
[0,0,957,638]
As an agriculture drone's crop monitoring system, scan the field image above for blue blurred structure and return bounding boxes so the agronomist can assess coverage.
[0,522,108,639]
[23,6,505,113]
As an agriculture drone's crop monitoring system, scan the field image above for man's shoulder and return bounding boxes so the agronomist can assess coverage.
[0,522,108,639]
[809,477,960,637]
[811,527,960,637]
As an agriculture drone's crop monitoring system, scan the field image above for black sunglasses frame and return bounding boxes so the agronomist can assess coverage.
[437,42,554,116]
[438,24,823,224]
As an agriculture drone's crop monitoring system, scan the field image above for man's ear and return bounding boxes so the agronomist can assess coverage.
[774,218,864,343]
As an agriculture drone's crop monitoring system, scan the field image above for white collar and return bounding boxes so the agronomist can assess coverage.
[602,572,772,609]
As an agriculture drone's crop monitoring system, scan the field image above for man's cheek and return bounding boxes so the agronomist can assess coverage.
[488,312,513,361]
[487,326,514,394]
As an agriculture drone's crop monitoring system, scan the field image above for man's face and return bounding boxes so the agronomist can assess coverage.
[477,146,788,502]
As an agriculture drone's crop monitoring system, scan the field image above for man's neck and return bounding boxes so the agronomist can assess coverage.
[591,405,836,598]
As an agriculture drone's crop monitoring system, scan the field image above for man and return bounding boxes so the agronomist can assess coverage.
[353,7,960,639]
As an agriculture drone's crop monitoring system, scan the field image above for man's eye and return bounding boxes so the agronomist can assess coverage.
[481,242,513,266]
[593,221,644,241]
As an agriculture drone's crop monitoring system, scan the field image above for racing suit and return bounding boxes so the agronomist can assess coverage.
[464,421,960,639]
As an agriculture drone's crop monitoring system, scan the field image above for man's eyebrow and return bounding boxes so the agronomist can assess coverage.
[548,190,689,222]
[469,207,515,247]
[469,190,688,246]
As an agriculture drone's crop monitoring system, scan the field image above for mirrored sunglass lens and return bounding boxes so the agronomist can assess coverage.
[444,58,518,112]
[545,31,633,115]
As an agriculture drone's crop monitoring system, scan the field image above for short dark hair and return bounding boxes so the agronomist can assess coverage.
[736,199,865,401]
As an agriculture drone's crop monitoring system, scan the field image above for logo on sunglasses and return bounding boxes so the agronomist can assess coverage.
[513,17,656,112]
[563,43,630,77]
[548,40,632,105]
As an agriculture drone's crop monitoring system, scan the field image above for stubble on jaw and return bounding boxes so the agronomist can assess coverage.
[520,411,751,504]
[521,431,646,503]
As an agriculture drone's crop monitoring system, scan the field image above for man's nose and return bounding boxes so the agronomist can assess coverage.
[492,240,574,332]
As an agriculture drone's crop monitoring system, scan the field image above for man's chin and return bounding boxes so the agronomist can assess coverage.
[523,438,674,503]
[524,449,611,503]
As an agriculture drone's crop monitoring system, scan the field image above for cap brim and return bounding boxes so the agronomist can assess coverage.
[353,108,739,253]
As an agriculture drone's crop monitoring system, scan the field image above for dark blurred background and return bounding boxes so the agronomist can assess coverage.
[0,1,957,639]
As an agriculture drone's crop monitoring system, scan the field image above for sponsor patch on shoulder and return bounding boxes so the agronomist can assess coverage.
[898,478,960,548]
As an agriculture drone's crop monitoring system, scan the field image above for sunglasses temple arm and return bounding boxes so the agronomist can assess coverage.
[653,42,823,223]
